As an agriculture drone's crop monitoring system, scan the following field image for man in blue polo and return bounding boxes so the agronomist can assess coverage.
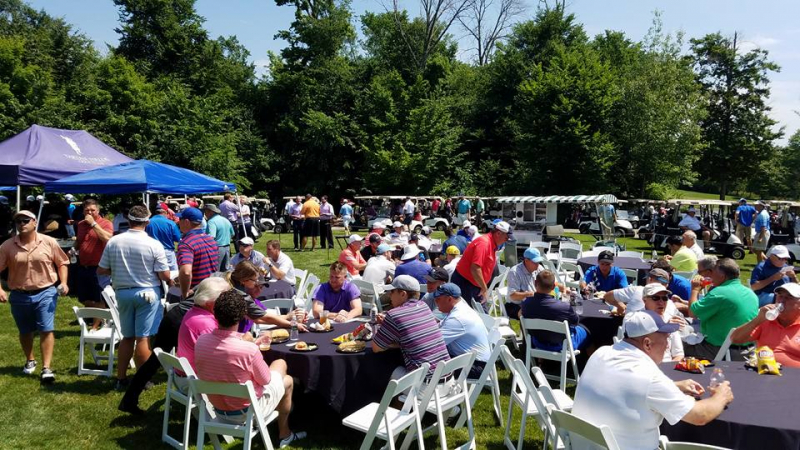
[146,206,182,271]
[750,245,797,306]
[203,203,235,271]
[753,200,771,263]
[734,198,756,250]
[581,250,629,293]
[434,283,491,379]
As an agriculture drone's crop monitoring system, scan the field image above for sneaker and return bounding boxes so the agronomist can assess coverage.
[23,360,37,375]
[40,368,55,385]
[279,431,306,448]
[115,378,130,391]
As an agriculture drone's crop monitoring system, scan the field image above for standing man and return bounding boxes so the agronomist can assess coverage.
[475,197,485,222]
[456,195,472,224]
[402,197,415,227]
[288,196,304,252]
[74,199,113,314]
[452,221,512,309]
[431,197,441,216]
[98,205,171,389]
[339,199,354,234]
[204,203,235,272]
[0,210,69,384]
[177,207,219,300]
[219,193,240,244]
[506,247,545,318]
[64,194,77,238]
[319,196,335,249]
[753,200,771,263]
[735,198,756,251]
[300,194,320,252]
[146,205,182,271]
[265,240,296,286]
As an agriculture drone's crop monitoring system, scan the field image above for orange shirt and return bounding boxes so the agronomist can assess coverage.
[751,317,800,368]
[301,199,320,218]
[0,234,69,290]
[338,247,366,276]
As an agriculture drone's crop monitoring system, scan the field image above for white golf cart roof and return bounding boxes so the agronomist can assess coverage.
[354,195,416,200]
[496,194,618,204]
[667,199,735,207]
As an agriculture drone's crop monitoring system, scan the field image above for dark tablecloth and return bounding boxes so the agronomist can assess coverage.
[578,299,623,346]
[263,321,403,415]
[578,256,651,285]
[167,279,295,303]
[660,361,800,449]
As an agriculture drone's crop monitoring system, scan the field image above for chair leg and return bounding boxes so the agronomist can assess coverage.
[196,410,206,450]
[503,397,515,450]
[516,406,527,450]
[78,338,86,375]
[464,398,476,450]
[491,372,503,427]
[182,399,192,449]
[107,339,115,378]
[161,389,172,446]
[437,407,448,450]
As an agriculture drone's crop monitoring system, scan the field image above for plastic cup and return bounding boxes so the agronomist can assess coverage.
[320,310,329,325]
[256,332,272,351]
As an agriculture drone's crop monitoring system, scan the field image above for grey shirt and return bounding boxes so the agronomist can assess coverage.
[506,262,542,304]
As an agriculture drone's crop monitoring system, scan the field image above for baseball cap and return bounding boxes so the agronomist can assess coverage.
[181,207,204,222]
[433,283,462,299]
[368,234,382,244]
[65,194,75,201]
[523,247,544,263]
[13,210,36,220]
[409,233,419,242]
[348,234,363,244]
[767,245,790,259]
[372,222,385,230]
[648,268,670,284]
[446,245,461,256]
[239,237,255,246]
[203,203,221,214]
[642,283,671,298]
[380,274,420,293]
[25,195,35,202]
[739,198,747,203]
[494,221,511,233]
[462,220,471,229]
[376,243,392,253]
[421,226,432,235]
[757,200,768,206]
[400,244,421,261]
[687,206,696,213]
[623,310,679,338]
[598,250,614,263]
[424,267,449,282]
[393,221,403,228]
[775,282,800,298]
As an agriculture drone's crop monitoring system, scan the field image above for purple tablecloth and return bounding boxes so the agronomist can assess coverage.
[578,256,651,285]
[660,361,800,449]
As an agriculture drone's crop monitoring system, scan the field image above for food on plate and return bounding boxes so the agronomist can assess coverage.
[338,341,366,353]
[332,333,354,344]
[309,321,332,332]
[594,290,607,298]
[756,346,782,376]
[271,329,289,340]
[674,357,706,374]
[295,341,308,350]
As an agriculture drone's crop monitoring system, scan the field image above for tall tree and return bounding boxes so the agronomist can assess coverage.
[690,32,783,199]
[458,0,525,65]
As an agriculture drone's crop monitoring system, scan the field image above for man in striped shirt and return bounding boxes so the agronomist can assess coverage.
[372,275,450,379]
[194,290,306,448]
[176,207,219,299]
[98,205,172,389]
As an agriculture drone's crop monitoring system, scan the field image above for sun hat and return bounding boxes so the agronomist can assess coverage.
[775,282,800,298]
[203,203,221,214]
[400,244,421,261]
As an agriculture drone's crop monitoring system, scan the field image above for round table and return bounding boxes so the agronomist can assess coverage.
[262,321,403,415]
[166,279,296,303]
[660,361,800,448]
[578,298,623,346]
[577,256,651,285]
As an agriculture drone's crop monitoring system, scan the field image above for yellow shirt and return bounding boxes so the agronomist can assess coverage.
[301,199,320,218]
[669,246,698,273]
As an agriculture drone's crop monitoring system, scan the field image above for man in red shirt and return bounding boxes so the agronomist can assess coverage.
[451,221,512,309]
[74,199,113,314]
[338,234,367,276]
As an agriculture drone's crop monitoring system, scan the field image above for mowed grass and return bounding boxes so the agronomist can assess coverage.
[0,229,756,449]
[674,189,738,201]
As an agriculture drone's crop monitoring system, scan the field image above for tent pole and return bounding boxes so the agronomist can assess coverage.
[36,197,44,231]
[16,185,20,209]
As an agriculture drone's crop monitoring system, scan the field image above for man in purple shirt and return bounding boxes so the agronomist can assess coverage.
[311,262,362,322]
[319,195,335,249]
[373,275,450,378]
[218,193,240,250]
[394,244,431,284]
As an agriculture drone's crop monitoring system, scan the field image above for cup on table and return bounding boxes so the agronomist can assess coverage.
[320,310,330,325]
[295,307,307,323]
[256,331,272,351]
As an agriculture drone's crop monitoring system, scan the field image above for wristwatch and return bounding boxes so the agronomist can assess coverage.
[91,222,98,228]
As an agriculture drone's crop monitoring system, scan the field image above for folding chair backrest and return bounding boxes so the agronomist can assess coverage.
[304,274,321,299]
[622,269,639,286]
[560,261,585,280]
[548,406,621,450]
[477,309,499,332]
[192,379,265,442]
[581,250,599,258]
[351,279,383,313]
[72,306,113,329]
[260,298,295,315]
[530,241,552,254]
[713,327,735,362]
[417,352,476,411]
[291,268,308,290]
[559,242,583,261]
[102,285,123,329]
[617,251,644,258]
[513,359,557,438]
[520,318,579,388]
[155,347,196,383]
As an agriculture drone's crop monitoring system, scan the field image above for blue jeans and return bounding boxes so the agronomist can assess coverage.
[9,287,58,334]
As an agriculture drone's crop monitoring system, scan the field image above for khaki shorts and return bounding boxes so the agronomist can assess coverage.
[735,224,752,244]
[753,230,771,251]
[217,370,285,423]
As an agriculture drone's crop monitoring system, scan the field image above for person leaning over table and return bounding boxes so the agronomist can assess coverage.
[194,289,306,448]
[0,210,69,385]
[651,258,692,301]
[265,239,296,286]
[579,250,628,293]
[571,310,733,450]
[506,247,545,319]
[230,236,267,271]
[603,268,681,317]
[434,283,491,379]
[730,282,800,368]
[452,221,512,309]
[750,244,796,307]
[226,261,306,332]
[679,258,758,360]
[312,261,363,322]
[176,207,219,300]
[372,275,451,380]
[665,235,698,273]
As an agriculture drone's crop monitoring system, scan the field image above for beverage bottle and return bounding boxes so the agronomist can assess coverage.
[651,249,657,260]
[369,307,378,325]
[290,315,299,341]
[709,368,725,388]
[573,293,584,315]
[766,303,784,321]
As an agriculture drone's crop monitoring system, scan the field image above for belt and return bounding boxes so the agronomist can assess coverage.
[116,286,160,290]
[425,373,454,385]
[218,245,230,248]
[12,286,54,295]
[215,407,248,416]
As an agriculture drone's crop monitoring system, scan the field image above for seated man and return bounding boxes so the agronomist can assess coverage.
[682,230,705,260]
[506,247,544,319]
[678,206,711,248]
[194,289,305,447]
[750,244,797,307]
[665,235,698,273]
[580,250,628,293]
[373,275,450,379]
[387,221,409,245]
[684,258,758,360]
[360,233,383,263]
[604,268,680,316]
[651,259,691,301]
[338,234,367,277]
[420,267,449,311]
[572,310,733,450]
[312,261,363,322]
[434,283,491,378]
[521,270,592,353]
[641,284,684,362]
[457,220,471,239]
[407,234,431,262]
[394,244,431,284]
[362,243,396,285]
[731,282,800,368]
[230,236,267,271]
[265,239,296,286]
[442,226,468,255]
[443,245,461,279]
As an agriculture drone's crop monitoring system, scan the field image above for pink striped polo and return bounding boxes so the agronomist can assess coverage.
[194,329,272,411]
[176,306,218,369]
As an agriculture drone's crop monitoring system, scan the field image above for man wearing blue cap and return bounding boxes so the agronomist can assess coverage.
[505,247,545,318]
[362,243,396,285]
[176,207,219,300]
[434,283,491,378]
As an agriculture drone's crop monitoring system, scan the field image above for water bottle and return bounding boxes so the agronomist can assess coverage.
[290,315,299,341]
[651,249,657,260]
[766,303,784,321]
[709,368,725,388]
[369,307,377,325]
[574,293,584,315]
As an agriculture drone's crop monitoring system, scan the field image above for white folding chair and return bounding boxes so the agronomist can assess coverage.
[73,306,118,377]
[192,379,279,450]
[101,285,136,370]
[713,328,736,362]
[486,269,509,317]
[259,298,295,314]
[613,324,625,344]
[529,241,552,255]
[342,364,428,450]
[477,307,520,350]
[455,335,505,428]
[351,279,384,313]
[300,274,321,310]
[548,405,621,450]
[617,250,644,258]
[290,268,308,291]
[580,250,599,258]
[622,268,639,286]
[408,352,477,450]
[558,242,583,265]
[531,366,573,412]
[558,262,585,290]
[520,319,580,390]
[658,436,730,450]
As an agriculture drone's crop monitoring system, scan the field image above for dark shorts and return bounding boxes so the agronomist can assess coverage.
[10,287,58,334]
[302,218,320,237]
[75,265,104,305]
[403,214,413,225]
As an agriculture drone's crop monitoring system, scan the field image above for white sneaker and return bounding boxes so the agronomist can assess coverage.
[22,360,37,375]
[279,431,307,448]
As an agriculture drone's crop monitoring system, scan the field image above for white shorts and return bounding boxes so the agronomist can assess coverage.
[218,370,285,423]
[754,231,771,251]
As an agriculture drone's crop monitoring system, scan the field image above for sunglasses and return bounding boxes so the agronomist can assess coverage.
[649,295,670,302]
[14,218,33,225]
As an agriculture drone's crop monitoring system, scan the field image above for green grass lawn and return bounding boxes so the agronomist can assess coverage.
[0,229,755,449]
[674,189,737,201]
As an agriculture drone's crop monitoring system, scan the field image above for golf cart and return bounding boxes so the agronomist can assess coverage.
[577,201,636,238]
[765,200,798,246]
[420,196,451,231]
[353,195,425,233]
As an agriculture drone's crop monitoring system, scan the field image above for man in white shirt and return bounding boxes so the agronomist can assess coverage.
[362,244,396,285]
[505,247,544,318]
[402,197,415,226]
[571,310,733,450]
[603,269,679,317]
[682,230,705,260]
[265,239,296,286]
[678,207,711,249]
[388,221,409,245]
[443,245,462,279]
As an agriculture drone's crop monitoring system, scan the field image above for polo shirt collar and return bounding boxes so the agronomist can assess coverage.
[213,328,242,338]
[719,279,740,287]
[14,232,43,249]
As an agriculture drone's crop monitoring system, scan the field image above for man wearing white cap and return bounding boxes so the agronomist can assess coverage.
[230,236,267,271]
[750,245,797,307]
[338,234,367,277]
[388,220,408,244]
[394,244,430,284]
[572,310,733,450]
[457,220,471,239]
[452,221,512,308]
[753,200,771,262]
[641,283,684,362]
